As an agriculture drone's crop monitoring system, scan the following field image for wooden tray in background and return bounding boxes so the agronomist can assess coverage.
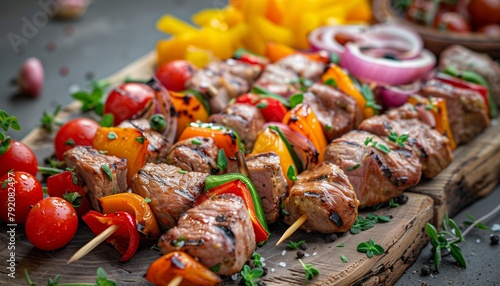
[1,50,498,285]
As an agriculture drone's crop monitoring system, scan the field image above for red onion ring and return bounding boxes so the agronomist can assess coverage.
[308,25,366,54]
[379,81,422,108]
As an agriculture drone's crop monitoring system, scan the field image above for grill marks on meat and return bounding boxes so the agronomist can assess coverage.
[275,54,326,81]
[421,79,489,145]
[166,136,219,174]
[131,163,208,230]
[254,64,300,97]
[359,104,453,178]
[227,152,288,223]
[159,194,255,276]
[118,118,171,163]
[187,60,260,114]
[209,103,265,151]
[63,146,128,211]
[325,130,422,208]
[305,83,363,141]
[283,161,358,233]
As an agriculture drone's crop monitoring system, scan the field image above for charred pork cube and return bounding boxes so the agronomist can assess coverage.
[64,146,128,211]
[325,130,422,208]
[305,83,363,141]
[421,79,489,145]
[283,161,359,233]
[227,152,288,223]
[359,104,453,178]
[209,103,265,151]
[131,163,208,230]
[118,118,171,164]
[159,194,256,276]
[166,136,219,174]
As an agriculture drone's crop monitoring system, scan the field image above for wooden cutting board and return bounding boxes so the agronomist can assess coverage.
[0,50,497,285]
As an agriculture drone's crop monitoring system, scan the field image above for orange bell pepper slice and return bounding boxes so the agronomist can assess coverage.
[99,193,160,240]
[322,64,376,119]
[178,122,245,157]
[169,90,210,141]
[92,127,149,186]
[282,104,328,162]
[145,251,222,286]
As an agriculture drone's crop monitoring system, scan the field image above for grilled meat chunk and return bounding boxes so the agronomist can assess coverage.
[325,130,422,208]
[118,119,171,163]
[227,152,288,223]
[421,79,490,145]
[207,59,261,83]
[439,45,500,105]
[254,64,300,97]
[187,65,250,114]
[276,54,325,81]
[166,136,219,174]
[283,161,359,233]
[209,103,265,151]
[305,83,363,141]
[359,104,453,178]
[159,194,256,276]
[131,163,208,230]
[64,146,128,211]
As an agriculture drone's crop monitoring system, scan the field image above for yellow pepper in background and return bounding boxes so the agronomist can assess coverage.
[155,0,372,66]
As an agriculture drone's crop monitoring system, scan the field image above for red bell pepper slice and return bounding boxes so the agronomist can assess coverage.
[82,211,140,262]
[433,72,490,112]
[233,48,269,69]
[235,93,288,122]
[196,178,270,245]
[47,170,92,218]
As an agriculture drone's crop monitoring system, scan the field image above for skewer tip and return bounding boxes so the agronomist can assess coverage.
[276,214,307,246]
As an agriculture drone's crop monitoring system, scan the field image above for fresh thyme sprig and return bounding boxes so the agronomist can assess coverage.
[298,259,319,283]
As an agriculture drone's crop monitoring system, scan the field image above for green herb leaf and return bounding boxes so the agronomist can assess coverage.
[210,263,221,273]
[347,163,360,171]
[149,114,167,132]
[286,240,305,250]
[251,85,291,108]
[325,124,332,132]
[101,164,113,181]
[364,137,373,146]
[39,104,62,133]
[107,132,117,140]
[340,255,348,263]
[71,80,109,115]
[361,84,381,114]
[217,148,228,172]
[289,93,304,109]
[373,142,391,154]
[449,243,466,268]
[136,137,145,144]
[336,243,344,248]
[323,78,337,88]
[256,100,268,109]
[463,212,490,231]
[178,169,188,174]
[388,131,409,148]
[252,252,263,268]
[299,259,319,283]
[191,138,202,145]
[100,113,114,127]
[63,192,83,208]
[145,197,152,203]
[64,138,76,146]
[357,239,384,258]
[0,110,21,132]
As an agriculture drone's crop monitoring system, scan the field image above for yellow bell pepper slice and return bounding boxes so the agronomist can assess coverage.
[156,14,198,35]
[250,127,297,188]
[282,104,328,163]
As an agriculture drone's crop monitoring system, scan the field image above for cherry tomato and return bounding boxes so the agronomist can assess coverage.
[155,60,197,92]
[0,140,38,176]
[54,118,99,160]
[468,0,500,28]
[103,82,155,125]
[47,171,92,218]
[25,197,78,251]
[435,12,471,32]
[0,171,43,224]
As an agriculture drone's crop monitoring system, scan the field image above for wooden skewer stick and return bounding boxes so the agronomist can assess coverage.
[67,224,119,264]
[235,150,250,178]
[276,214,307,246]
[167,275,183,286]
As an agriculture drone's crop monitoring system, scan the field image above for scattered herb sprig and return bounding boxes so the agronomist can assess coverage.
[286,240,305,250]
[240,264,264,286]
[364,137,391,154]
[0,110,21,156]
[71,81,110,115]
[357,238,385,258]
[40,104,62,133]
[350,214,392,234]
[388,131,409,148]
[25,267,116,286]
[299,259,319,283]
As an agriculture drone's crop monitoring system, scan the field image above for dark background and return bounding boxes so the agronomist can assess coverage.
[0,0,499,285]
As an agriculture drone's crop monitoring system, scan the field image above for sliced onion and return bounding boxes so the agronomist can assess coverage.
[262,123,319,171]
[340,43,435,86]
[379,81,421,108]
[308,25,366,54]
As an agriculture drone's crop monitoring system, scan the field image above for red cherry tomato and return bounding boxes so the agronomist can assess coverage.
[54,118,99,160]
[47,171,92,218]
[0,171,43,225]
[0,140,38,176]
[468,0,500,28]
[103,82,155,125]
[435,12,471,32]
[25,197,78,250]
[155,60,197,92]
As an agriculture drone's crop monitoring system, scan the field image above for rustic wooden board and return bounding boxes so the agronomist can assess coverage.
[0,193,433,285]
[409,120,500,227]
